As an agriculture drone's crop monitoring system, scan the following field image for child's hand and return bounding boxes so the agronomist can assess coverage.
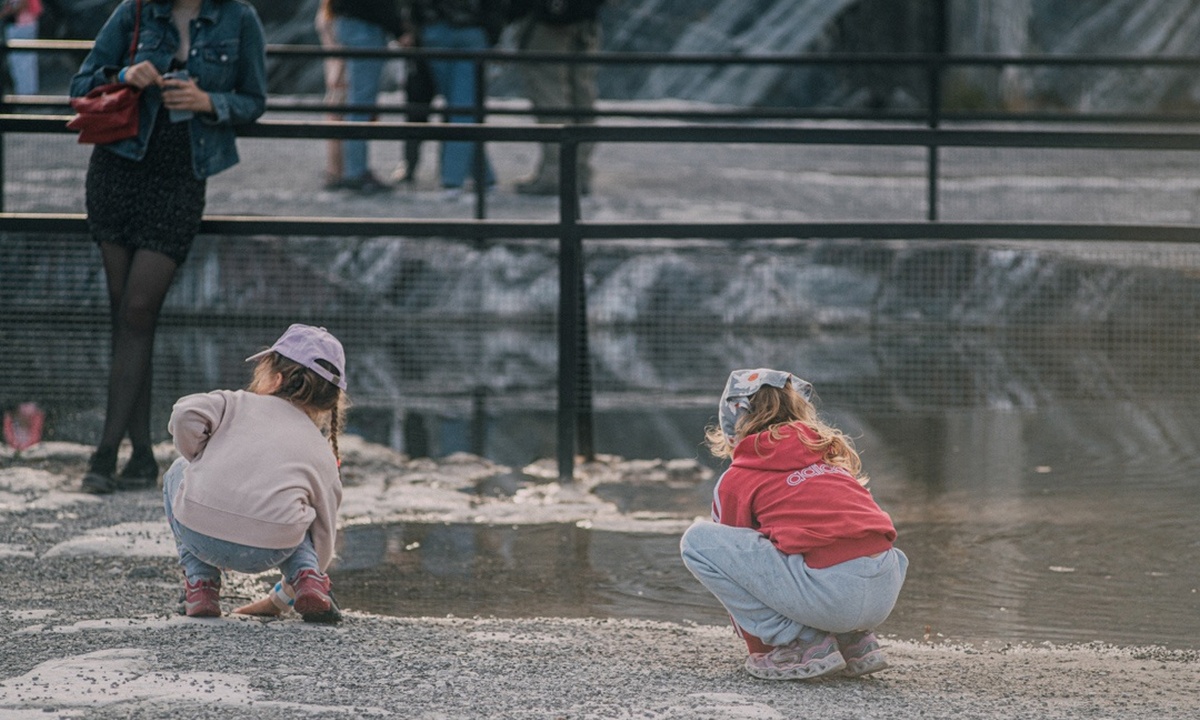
[232,595,282,617]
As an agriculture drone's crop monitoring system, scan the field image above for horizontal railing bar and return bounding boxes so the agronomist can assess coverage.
[559,125,1200,148]
[8,114,1200,148]
[2,213,1197,242]
[577,222,1200,242]
[0,213,561,238]
[9,39,1200,68]
[13,91,1200,123]
[11,95,1200,126]
[4,95,937,123]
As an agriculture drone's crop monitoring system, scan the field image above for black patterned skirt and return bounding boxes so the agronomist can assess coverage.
[85,106,207,266]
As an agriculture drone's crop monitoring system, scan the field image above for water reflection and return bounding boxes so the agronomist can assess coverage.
[5,314,1200,648]
[330,399,1200,650]
[870,401,1200,649]
[332,523,724,624]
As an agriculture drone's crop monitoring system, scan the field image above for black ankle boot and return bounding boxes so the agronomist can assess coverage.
[116,448,160,490]
[81,447,118,494]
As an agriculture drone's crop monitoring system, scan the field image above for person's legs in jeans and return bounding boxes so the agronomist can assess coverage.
[334,16,387,183]
[163,459,221,584]
[277,534,320,582]
[163,458,332,617]
[423,22,494,189]
[5,21,39,96]
[163,458,325,581]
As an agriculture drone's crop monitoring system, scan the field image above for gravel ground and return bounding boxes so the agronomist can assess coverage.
[3,450,1199,719]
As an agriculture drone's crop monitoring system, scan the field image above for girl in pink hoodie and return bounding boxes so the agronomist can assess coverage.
[681,368,907,680]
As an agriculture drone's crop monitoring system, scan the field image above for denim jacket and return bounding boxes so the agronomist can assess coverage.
[69,0,267,179]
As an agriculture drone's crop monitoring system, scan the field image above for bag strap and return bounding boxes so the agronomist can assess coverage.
[127,0,142,66]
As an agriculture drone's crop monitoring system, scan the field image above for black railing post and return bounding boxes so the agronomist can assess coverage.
[575,255,595,463]
[469,385,488,456]
[0,35,7,213]
[562,131,595,462]
[472,57,487,221]
[927,0,948,221]
[0,116,5,213]
[556,130,590,482]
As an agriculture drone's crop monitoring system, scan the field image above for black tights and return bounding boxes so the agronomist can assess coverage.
[96,242,178,462]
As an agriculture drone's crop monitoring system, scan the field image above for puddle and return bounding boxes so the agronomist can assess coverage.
[331,510,1200,650]
[330,399,1200,650]
[332,523,724,625]
[8,315,1200,649]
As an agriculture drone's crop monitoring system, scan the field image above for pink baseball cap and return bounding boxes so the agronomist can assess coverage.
[246,324,347,390]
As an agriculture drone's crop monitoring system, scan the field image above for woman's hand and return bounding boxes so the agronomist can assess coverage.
[162,75,215,115]
[119,60,162,89]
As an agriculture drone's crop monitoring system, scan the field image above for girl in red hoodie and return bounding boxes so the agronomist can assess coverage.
[681,368,907,681]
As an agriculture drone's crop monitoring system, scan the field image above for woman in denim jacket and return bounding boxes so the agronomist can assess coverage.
[70,0,267,495]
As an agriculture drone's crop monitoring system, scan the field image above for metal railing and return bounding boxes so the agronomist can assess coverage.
[5,38,1200,479]
[8,36,1200,221]
[11,38,1200,124]
[5,112,1200,479]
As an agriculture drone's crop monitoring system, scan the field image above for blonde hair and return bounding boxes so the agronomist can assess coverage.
[705,384,866,484]
[248,353,349,464]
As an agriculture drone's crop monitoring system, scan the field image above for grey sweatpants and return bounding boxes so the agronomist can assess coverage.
[680,520,908,647]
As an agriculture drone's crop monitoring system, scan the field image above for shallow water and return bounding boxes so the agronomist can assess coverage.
[330,399,1200,650]
[6,311,1199,648]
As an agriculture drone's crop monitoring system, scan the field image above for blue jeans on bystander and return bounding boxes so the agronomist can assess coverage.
[334,15,389,182]
[421,21,495,189]
[5,21,39,96]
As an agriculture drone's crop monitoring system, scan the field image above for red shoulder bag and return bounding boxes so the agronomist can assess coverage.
[67,0,144,145]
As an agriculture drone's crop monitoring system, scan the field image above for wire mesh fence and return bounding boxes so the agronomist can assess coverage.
[5,223,1200,470]
[6,54,1200,471]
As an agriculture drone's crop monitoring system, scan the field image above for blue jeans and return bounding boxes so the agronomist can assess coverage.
[163,458,320,584]
[335,16,389,181]
[421,22,495,189]
[5,21,38,96]
[680,520,908,647]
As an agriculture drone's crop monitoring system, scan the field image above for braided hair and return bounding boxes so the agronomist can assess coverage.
[248,353,348,464]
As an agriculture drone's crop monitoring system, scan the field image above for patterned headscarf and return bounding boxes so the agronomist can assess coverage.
[718,368,814,442]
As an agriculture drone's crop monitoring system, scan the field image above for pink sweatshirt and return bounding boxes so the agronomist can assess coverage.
[713,425,896,569]
[168,390,342,571]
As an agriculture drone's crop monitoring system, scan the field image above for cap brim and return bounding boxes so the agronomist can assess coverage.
[245,349,273,362]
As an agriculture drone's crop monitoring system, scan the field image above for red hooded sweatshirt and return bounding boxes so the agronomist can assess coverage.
[712,425,896,569]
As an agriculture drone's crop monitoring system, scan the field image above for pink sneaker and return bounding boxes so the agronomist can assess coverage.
[183,578,221,617]
[292,569,333,619]
[837,631,889,677]
[745,632,846,680]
